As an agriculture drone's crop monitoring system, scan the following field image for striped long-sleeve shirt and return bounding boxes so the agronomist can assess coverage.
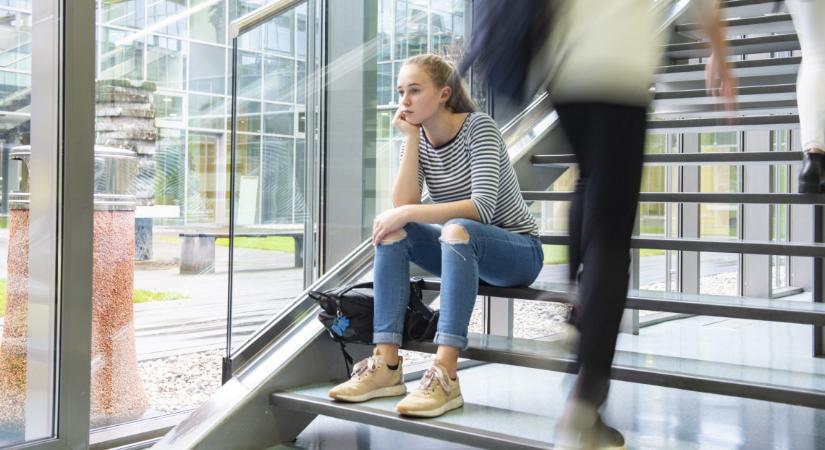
[401,112,539,236]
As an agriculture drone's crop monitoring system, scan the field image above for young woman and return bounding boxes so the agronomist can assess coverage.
[328,53,543,418]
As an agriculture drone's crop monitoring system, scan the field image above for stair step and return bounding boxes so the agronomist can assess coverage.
[532,151,801,167]
[654,83,796,102]
[657,56,799,84]
[402,333,825,409]
[651,83,797,117]
[677,14,794,37]
[523,191,825,205]
[271,385,555,450]
[648,113,799,131]
[539,234,825,258]
[666,34,799,60]
[720,0,785,19]
[419,278,825,326]
[651,104,798,120]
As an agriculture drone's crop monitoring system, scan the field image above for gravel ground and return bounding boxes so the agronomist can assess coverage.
[138,350,222,414]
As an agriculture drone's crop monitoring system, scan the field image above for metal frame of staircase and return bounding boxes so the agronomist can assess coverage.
[154,1,825,448]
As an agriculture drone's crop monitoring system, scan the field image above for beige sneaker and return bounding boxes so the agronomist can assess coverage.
[328,349,406,402]
[395,364,463,417]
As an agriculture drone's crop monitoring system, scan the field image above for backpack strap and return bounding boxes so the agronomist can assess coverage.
[338,341,354,376]
[336,281,375,296]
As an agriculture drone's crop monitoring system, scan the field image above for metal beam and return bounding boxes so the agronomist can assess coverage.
[539,235,825,258]
[533,150,802,167]
[522,191,825,205]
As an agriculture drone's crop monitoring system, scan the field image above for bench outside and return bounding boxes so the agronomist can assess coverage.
[179,230,303,274]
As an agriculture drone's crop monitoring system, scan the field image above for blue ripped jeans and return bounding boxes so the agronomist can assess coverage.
[373,218,544,350]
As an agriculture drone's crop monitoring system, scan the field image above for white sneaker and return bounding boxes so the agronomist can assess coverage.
[328,348,406,402]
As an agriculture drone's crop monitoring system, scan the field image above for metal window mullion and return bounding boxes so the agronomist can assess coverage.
[54,0,95,447]
[738,131,744,297]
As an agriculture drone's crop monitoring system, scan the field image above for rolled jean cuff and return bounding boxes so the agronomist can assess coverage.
[372,331,403,346]
[434,331,468,350]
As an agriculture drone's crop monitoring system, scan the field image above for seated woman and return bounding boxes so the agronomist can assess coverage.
[328,53,544,418]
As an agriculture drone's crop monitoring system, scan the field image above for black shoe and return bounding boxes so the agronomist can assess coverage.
[799,152,825,193]
[555,402,626,450]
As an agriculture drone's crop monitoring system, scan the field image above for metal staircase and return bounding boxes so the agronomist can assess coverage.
[154,1,825,448]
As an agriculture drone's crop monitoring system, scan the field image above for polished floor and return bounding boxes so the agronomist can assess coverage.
[273,317,825,450]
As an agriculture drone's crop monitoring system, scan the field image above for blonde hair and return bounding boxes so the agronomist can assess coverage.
[404,54,476,114]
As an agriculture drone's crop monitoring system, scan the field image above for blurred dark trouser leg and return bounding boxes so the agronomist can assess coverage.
[555,102,647,408]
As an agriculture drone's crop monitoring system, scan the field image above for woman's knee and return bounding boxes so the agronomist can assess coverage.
[377,228,407,245]
[441,219,476,244]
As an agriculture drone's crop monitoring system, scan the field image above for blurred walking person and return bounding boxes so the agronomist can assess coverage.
[541,1,737,448]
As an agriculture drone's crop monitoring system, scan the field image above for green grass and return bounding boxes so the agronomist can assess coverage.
[215,236,295,253]
[0,279,6,317]
[543,245,568,265]
[0,216,7,229]
[542,245,666,265]
[132,288,189,304]
[158,235,180,245]
[159,235,295,253]
[0,282,187,316]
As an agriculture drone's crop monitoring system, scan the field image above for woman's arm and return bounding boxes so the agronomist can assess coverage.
[402,200,481,224]
[392,135,424,207]
[698,1,737,110]
[371,200,480,245]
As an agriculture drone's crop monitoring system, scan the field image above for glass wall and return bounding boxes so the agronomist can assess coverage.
[87,0,475,429]
[88,0,311,429]
[372,0,467,216]
[699,132,741,296]
[770,130,791,291]
[638,133,680,294]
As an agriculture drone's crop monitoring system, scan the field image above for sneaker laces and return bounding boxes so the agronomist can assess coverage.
[417,366,452,395]
[350,356,378,379]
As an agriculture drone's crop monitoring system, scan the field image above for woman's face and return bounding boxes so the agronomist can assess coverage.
[396,63,450,125]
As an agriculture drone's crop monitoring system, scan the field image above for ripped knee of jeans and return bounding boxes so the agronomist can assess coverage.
[378,229,407,245]
[440,223,470,245]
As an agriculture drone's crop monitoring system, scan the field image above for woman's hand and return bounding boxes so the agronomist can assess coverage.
[705,52,738,113]
[372,206,411,246]
[392,105,420,138]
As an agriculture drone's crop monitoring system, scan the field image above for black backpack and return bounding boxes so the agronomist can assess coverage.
[459,0,555,104]
[310,278,438,373]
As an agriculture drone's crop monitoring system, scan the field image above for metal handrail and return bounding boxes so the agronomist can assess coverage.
[230,0,305,38]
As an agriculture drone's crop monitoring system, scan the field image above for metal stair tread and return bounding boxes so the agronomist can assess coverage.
[719,0,786,19]
[676,13,794,35]
[648,114,799,131]
[522,191,825,205]
[657,56,800,79]
[270,385,555,450]
[652,83,796,106]
[665,34,799,59]
[419,278,825,326]
[401,333,825,408]
[532,151,802,166]
[538,234,825,258]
